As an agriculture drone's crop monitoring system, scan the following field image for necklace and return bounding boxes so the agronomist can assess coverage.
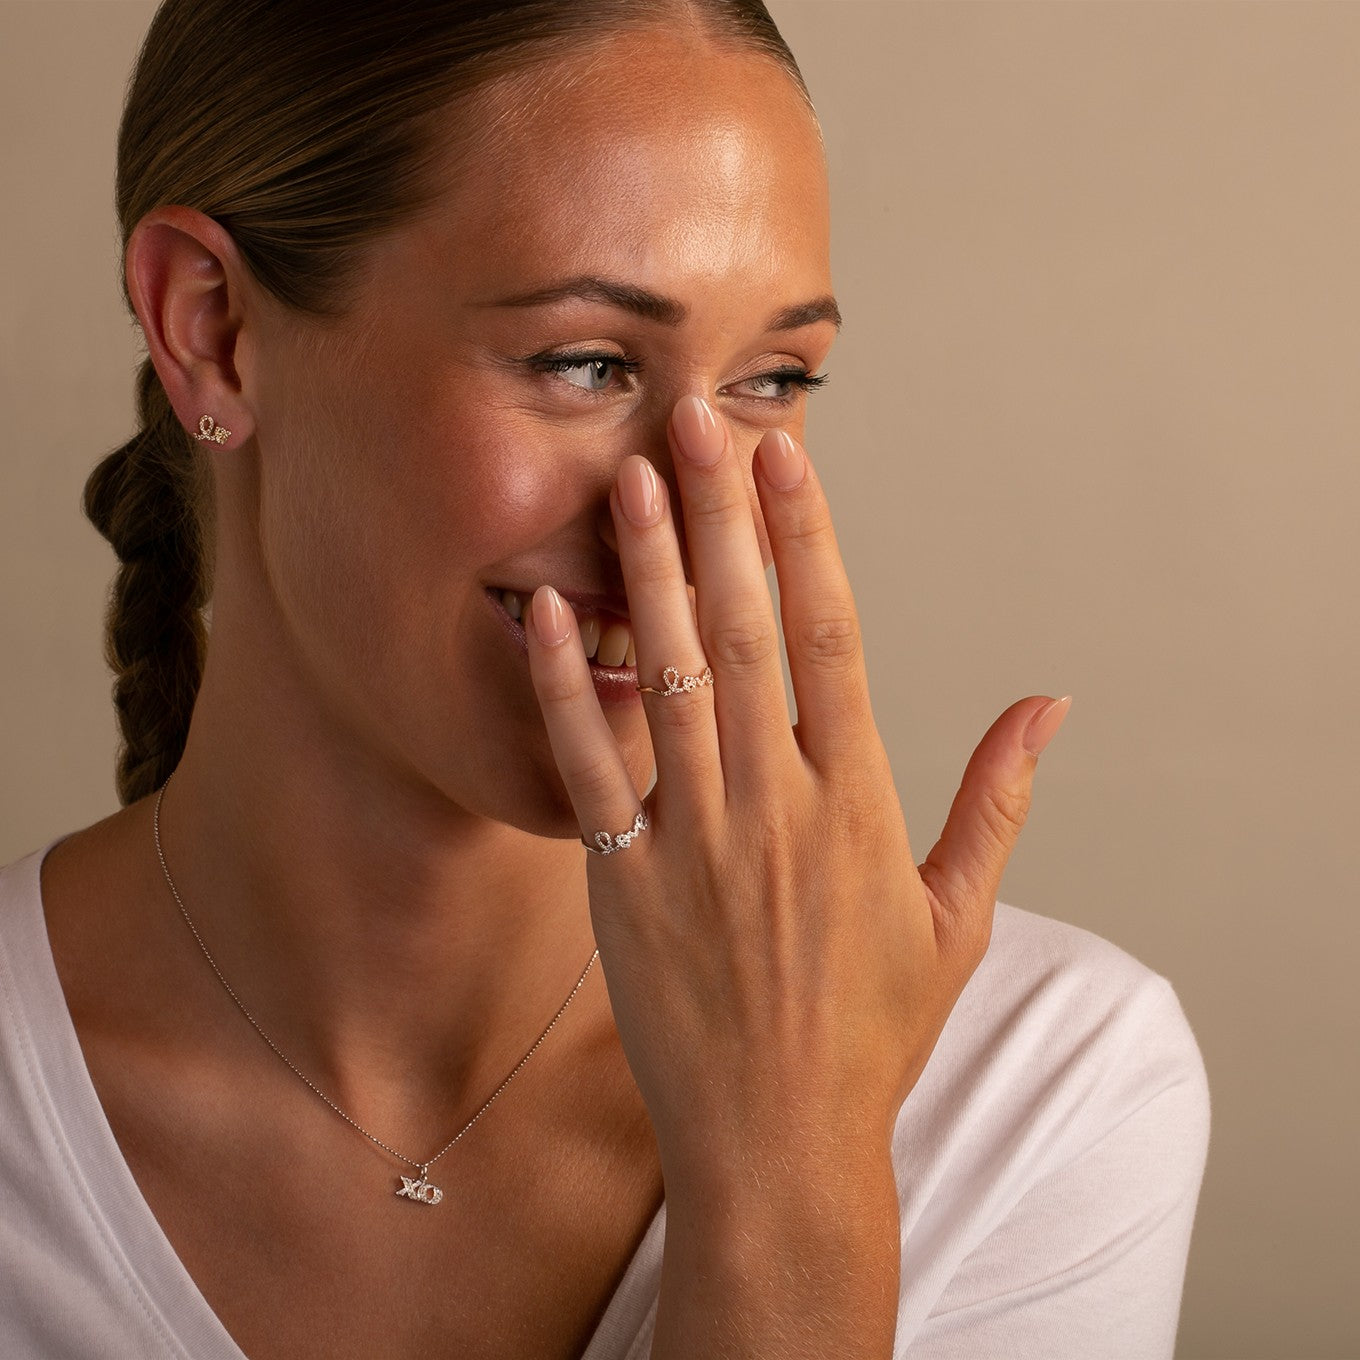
[152,773,600,1207]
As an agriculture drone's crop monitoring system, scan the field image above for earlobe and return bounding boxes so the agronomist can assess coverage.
[124,205,253,447]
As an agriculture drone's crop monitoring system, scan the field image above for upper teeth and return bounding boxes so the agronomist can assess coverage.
[500,589,634,666]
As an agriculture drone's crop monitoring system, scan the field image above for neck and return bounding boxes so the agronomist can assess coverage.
[150,649,606,1149]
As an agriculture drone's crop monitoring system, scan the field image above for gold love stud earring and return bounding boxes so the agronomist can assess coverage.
[192,414,231,445]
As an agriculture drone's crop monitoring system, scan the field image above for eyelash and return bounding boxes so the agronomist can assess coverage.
[527,350,829,404]
[531,352,644,382]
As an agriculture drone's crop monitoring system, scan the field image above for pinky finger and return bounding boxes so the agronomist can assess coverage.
[525,585,645,852]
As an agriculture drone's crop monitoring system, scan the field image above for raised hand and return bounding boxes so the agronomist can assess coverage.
[525,394,1070,1182]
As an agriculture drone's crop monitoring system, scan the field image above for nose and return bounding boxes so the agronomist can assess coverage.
[594,398,776,578]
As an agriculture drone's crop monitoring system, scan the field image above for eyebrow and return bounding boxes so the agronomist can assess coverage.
[479,275,842,332]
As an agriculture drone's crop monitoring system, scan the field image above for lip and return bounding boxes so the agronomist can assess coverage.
[485,587,642,705]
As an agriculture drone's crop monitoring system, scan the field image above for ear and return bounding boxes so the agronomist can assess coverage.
[124,206,257,448]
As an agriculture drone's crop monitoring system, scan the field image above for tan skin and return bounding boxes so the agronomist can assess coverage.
[40,27,1068,1360]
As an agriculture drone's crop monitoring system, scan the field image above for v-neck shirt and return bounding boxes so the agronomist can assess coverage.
[0,839,1208,1358]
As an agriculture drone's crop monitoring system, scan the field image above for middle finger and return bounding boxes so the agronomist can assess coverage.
[612,452,724,811]
[668,395,794,774]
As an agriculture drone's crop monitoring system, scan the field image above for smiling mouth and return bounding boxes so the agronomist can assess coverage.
[490,588,636,668]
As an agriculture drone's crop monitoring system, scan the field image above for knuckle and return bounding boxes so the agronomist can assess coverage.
[779,505,837,552]
[647,689,713,737]
[560,750,622,804]
[535,666,590,707]
[978,782,1032,849]
[684,489,748,532]
[623,553,676,597]
[928,875,995,968]
[706,615,778,670]
[791,610,861,668]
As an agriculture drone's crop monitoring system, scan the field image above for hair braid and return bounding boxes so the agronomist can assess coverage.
[83,359,212,806]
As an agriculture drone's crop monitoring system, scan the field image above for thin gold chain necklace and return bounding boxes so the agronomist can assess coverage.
[152,772,599,1206]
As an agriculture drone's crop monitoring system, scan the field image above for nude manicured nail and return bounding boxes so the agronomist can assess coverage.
[533,585,572,646]
[618,456,664,526]
[758,429,806,490]
[1022,695,1073,757]
[673,395,724,465]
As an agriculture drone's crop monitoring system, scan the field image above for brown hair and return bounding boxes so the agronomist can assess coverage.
[83,0,806,807]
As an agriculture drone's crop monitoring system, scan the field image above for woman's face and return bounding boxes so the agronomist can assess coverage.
[236,26,835,836]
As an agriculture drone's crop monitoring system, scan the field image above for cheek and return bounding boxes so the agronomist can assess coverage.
[439,398,634,557]
[476,431,563,539]
[258,410,418,685]
[259,391,609,650]
[250,341,455,687]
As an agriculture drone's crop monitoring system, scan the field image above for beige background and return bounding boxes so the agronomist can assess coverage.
[1,1,1355,1355]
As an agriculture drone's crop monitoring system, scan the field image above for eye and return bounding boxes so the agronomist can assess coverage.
[529,351,642,393]
[558,357,615,391]
[733,367,831,403]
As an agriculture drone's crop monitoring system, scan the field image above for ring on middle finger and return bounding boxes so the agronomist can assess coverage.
[637,664,714,697]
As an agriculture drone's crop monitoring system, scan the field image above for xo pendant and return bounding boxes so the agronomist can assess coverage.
[396,1171,444,1206]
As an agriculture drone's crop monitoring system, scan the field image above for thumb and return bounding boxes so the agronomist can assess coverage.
[919,694,1072,929]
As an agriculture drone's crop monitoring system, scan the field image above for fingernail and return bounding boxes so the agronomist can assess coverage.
[757,429,806,490]
[1022,695,1073,756]
[673,395,724,465]
[533,585,572,646]
[618,455,664,526]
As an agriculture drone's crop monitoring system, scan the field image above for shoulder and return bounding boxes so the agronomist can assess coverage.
[980,902,1205,1081]
[0,841,50,937]
[898,900,1210,1232]
[892,906,1210,1354]
[985,898,1178,997]
[934,902,1209,1143]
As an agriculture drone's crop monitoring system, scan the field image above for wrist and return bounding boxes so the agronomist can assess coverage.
[654,1141,902,1359]
[659,1112,895,1191]
[661,1128,899,1233]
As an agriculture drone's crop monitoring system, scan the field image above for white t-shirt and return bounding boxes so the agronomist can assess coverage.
[0,839,1208,1359]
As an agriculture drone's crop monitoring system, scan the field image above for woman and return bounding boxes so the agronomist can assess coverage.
[0,2,1208,1357]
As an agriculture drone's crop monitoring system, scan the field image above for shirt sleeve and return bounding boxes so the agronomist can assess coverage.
[903,976,1210,1360]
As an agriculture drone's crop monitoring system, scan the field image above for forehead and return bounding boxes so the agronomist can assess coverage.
[399,26,830,305]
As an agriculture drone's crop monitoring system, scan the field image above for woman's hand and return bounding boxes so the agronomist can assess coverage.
[525,394,1070,1179]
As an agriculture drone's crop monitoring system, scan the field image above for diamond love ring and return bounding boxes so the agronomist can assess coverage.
[582,807,649,856]
[637,665,714,697]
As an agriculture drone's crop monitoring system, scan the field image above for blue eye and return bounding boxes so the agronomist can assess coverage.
[524,351,826,404]
[737,368,831,402]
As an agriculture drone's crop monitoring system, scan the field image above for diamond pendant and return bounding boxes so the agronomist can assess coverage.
[396,1170,444,1206]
